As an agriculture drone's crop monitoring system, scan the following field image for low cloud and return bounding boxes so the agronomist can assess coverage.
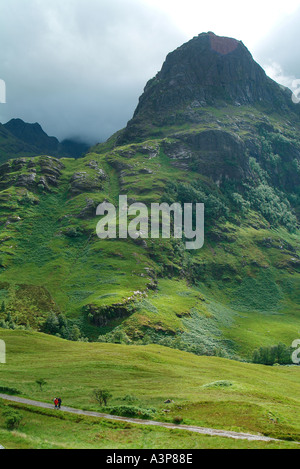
[0,0,185,144]
[254,5,300,101]
[264,62,300,102]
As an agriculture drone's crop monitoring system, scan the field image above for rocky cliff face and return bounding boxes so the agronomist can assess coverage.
[120,32,296,144]
[162,129,248,183]
[114,32,300,193]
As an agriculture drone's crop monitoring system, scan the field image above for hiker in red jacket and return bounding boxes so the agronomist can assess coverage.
[54,397,59,409]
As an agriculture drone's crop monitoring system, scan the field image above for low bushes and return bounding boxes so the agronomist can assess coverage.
[252,343,293,366]
[0,386,21,395]
[104,405,156,420]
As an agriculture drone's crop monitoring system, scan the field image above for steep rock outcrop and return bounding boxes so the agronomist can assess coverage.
[120,32,295,144]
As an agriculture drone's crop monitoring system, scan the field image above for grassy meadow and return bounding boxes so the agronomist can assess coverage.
[0,329,299,449]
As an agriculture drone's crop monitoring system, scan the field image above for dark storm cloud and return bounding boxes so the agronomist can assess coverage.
[0,0,186,144]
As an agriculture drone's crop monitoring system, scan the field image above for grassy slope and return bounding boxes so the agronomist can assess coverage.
[0,403,297,449]
[0,329,300,449]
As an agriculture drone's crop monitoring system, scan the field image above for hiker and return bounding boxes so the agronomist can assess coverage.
[58,397,62,409]
[54,397,59,409]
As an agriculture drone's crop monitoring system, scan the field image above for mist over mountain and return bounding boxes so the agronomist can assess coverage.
[0,0,186,144]
[0,118,89,163]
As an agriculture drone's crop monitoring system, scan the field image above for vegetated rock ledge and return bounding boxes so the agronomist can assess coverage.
[84,302,136,327]
[0,156,65,192]
[70,169,106,195]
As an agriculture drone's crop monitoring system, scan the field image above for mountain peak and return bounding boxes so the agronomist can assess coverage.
[2,118,90,161]
[119,32,296,143]
[200,31,241,55]
[4,118,59,152]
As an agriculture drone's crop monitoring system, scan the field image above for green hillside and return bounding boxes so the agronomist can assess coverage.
[0,329,299,448]
[0,108,299,361]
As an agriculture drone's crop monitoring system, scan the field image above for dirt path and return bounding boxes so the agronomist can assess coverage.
[0,393,279,443]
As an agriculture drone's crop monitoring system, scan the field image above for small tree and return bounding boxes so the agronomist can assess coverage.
[3,409,23,430]
[43,313,59,335]
[36,378,47,391]
[93,389,112,407]
[69,325,81,342]
[252,343,293,365]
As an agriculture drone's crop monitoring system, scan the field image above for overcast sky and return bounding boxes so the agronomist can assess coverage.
[1,0,300,144]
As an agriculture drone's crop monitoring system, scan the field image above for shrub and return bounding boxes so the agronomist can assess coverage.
[98,328,131,345]
[63,227,83,238]
[121,394,139,404]
[2,409,23,430]
[0,386,21,395]
[43,312,59,335]
[203,380,233,388]
[105,405,156,419]
[173,416,183,425]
